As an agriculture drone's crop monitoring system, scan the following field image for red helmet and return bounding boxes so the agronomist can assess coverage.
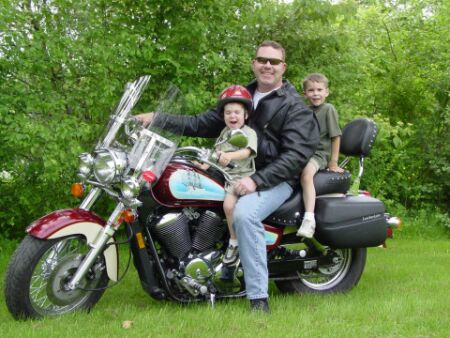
[217,85,253,115]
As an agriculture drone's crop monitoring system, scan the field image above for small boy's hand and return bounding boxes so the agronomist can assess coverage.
[217,151,231,167]
[328,162,344,173]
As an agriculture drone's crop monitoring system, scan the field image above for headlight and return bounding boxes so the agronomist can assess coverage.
[93,149,128,184]
[77,153,94,180]
[120,177,140,199]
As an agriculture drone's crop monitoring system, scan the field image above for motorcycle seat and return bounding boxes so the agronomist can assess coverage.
[264,170,351,227]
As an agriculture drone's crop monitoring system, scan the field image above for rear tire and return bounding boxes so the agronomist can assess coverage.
[4,235,109,319]
[275,248,366,293]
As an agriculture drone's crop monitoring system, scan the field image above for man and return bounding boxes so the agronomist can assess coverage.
[137,40,319,312]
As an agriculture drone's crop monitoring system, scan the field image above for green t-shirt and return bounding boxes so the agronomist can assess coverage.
[311,103,342,169]
[215,125,258,178]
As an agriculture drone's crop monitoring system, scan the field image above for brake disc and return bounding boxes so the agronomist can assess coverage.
[46,254,88,306]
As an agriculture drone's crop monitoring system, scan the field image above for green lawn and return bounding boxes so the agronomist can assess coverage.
[1,238,449,338]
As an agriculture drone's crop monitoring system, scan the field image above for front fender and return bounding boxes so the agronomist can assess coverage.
[27,208,118,281]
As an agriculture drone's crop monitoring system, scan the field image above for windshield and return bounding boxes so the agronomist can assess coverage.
[148,84,186,142]
[97,76,151,149]
[127,84,186,180]
[77,76,187,199]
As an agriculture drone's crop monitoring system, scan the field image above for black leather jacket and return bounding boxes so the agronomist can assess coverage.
[178,80,320,190]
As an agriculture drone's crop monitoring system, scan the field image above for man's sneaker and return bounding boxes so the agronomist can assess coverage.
[296,218,316,238]
[250,298,270,313]
[222,244,239,265]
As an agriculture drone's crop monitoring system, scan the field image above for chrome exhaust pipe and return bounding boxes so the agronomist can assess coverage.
[385,214,401,228]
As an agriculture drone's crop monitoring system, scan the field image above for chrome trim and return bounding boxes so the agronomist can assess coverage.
[98,76,150,149]
[79,187,102,211]
[386,215,401,228]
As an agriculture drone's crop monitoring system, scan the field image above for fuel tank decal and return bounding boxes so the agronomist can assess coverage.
[169,169,225,201]
[265,230,278,245]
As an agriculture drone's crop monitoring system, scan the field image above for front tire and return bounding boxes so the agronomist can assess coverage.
[4,235,109,319]
[275,248,366,293]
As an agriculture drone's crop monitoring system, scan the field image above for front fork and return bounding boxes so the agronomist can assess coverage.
[67,197,125,290]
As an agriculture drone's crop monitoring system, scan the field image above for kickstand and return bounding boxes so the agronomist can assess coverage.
[209,292,216,309]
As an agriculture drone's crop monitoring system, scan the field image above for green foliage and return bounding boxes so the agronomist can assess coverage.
[0,0,448,238]
[398,208,450,239]
[362,115,416,206]
[0,0,256,237]
[341,1,450,210]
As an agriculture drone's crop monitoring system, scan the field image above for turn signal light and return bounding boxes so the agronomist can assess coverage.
[71,183,85,198]
[120,209,136,223]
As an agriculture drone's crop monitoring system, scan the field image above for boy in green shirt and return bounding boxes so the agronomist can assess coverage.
[196,85,257,279]
[297,73,344,238]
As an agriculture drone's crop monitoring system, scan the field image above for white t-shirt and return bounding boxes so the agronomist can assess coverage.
[252,87,281,109]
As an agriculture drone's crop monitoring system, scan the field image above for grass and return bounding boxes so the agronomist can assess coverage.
[1,237,449,338]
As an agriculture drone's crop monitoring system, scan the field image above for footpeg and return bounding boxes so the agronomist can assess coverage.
[209,292,216,309]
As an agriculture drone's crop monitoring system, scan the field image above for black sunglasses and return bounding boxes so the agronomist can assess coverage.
[254,57,284,66]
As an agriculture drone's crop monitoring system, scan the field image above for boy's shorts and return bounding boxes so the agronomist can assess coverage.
[308,158,321,173]
[309,156,327,171]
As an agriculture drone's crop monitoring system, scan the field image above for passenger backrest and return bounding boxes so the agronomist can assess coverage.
[340,118,378,157]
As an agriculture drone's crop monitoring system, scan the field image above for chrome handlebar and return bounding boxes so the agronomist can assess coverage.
[175,146,234,182]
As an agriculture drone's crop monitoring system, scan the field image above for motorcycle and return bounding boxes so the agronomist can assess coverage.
[4,76,400,319]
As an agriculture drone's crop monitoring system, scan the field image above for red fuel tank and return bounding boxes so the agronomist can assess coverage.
[151,161,225,208]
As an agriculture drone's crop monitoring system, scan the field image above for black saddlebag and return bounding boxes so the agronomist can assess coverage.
[315,195,387,248]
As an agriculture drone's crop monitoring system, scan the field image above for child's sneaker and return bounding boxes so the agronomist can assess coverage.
[220,264,237,281]
[222,244,239,265]
[220,245,239,281]
[296,218,316,238]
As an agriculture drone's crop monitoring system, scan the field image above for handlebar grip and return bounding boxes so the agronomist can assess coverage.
[227,161,237,169]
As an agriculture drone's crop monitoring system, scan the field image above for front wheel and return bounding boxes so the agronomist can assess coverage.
[4,235,109,319]
[275,248,367,293]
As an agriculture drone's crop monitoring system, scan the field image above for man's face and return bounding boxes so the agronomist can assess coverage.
[304,81,329,107]
[252,46,286,92]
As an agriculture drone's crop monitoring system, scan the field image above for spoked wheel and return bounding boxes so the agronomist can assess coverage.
[275,248,366,293]
[4,235,109,319]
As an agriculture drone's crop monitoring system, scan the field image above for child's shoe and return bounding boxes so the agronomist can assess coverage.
[222,244,239,265]
[221,245,239,281]
[296,218,316,238]
[220,264,237,281]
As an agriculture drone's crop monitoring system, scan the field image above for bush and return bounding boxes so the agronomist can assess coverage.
[395,208,450,240]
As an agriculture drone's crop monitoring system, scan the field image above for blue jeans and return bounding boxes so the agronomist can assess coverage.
[233,182,293,300]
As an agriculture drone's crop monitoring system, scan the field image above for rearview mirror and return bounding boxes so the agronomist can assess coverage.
[216,129,248,148]
[227,129,248,148]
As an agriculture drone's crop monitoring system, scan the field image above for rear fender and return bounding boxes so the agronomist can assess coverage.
[27,208,118,281]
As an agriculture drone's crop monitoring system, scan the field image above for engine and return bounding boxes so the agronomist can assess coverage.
[151,208,243,295]
[152,208,225,259]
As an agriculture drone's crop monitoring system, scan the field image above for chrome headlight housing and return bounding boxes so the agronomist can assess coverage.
[120,176,141,200]
[77,153,94,180]
[93,149,128,184]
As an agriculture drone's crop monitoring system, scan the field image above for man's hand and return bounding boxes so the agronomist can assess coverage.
[233,176,257,196]
[192,160,210,171]
[135,112,155,127]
